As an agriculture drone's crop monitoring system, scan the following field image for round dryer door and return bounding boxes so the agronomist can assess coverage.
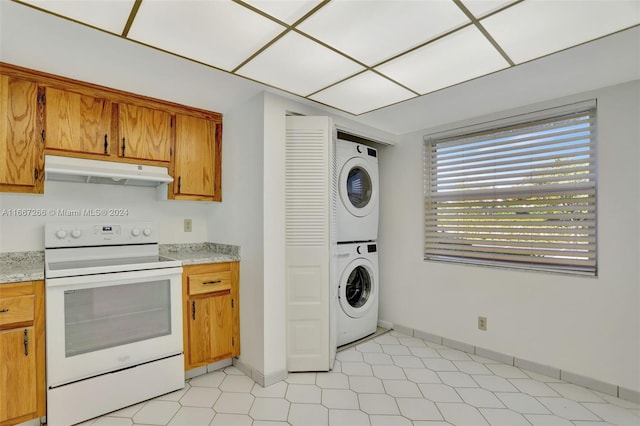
[339,258,376,318]
[339,157,378,218]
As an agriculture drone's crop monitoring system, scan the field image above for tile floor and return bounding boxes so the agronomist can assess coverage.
[77,331,640,426]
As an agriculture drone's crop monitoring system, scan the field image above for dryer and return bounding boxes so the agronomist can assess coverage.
[337,242,379,347]
[336,139,379,243]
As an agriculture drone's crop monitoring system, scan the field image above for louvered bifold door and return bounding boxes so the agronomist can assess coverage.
[285,116,335,372]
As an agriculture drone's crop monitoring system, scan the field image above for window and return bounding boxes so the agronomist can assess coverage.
[423,101,597,275]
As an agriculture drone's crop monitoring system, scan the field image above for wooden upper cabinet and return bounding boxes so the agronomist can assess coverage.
[1,63,223,199]
[44,86,112,155]
[173,114,221,201]
[118,103,172,162]
[0,75,43,193]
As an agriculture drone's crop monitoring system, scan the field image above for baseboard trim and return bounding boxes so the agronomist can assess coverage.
[390,322,640,404]
[231,358,288,388]
[263,369,288,388]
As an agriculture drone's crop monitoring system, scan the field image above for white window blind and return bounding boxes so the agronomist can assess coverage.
[424,101,597,275]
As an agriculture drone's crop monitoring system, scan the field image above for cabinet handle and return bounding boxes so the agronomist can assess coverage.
[121,137,126,156]
[192,300,196,320]
[0,308,9,313]
[41,129,45,142]
[23,329,29,356]
[104,134,109,154]
[34,168,39,180]
[203,280,222,285]
[177,176,181,193]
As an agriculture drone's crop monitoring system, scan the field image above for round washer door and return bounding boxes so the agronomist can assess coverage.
[339,157,378,218]
[339,258,377,319]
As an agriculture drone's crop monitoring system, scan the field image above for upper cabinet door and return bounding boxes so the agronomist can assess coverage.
[118,103,172,162]
[0,75,42,193]
[173,114,219,199]
[44,87,112,155]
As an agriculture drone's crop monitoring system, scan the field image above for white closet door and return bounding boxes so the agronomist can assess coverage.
[285,116,336,372]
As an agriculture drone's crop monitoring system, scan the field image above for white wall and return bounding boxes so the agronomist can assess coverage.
[0,182,210,251]
[378,80,640,392]
[205,93,266,380]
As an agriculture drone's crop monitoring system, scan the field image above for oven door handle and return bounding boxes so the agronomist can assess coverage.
[45,266,183,288]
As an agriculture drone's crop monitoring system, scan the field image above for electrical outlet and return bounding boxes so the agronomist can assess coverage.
[184,219,192,232]
[478,316,487,331]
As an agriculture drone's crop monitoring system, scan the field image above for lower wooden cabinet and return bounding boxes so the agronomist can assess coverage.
[0,280,45,426]
[182,262,239,370]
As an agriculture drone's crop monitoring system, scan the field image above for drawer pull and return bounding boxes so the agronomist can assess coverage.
[0,308,8,313]
[203,280,222,285]
[24,329,29,356]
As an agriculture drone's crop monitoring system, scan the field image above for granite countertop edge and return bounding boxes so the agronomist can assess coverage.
[0,251,45,284]
[1,243,241,284]
[160,242,241,265]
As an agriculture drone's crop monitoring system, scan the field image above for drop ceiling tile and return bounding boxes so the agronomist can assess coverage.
[127,0,286,71]
[458,0,519,19]
[236,31,364,96]
[18,0,134,34]
[297,0,469,66]
[241,0,324,24]
[481,0,640,64]
[309,71,416,115]
[377,25,509,95]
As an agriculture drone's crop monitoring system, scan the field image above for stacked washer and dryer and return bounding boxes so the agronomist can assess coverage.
[335,139,380,347]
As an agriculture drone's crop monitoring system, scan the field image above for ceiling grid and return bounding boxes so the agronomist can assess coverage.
[13,0,640,115]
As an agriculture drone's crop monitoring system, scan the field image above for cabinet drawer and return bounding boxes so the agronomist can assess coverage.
[0,295,35,328]
[188,271,231,296]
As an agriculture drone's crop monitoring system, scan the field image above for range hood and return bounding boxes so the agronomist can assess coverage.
[44,155,173,187]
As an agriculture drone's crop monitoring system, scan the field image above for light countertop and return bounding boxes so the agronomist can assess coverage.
[0,251,45,284]
[1,243,240,284]
[160,243,241,265]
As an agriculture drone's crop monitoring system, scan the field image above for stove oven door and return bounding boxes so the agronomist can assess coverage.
[45,267,183,388]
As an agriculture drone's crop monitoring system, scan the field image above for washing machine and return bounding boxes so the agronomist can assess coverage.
[337,242,379,347]
[336,139,379,243]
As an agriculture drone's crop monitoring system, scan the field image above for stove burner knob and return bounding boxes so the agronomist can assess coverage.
[71,229,81,238]
[143,228,152,237]
[131,228,141,237]
[56,230,67,239]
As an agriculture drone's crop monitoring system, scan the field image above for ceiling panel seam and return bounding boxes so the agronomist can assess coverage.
[121,0,142,38]
[231,0,332,73]
[452,0,515,67]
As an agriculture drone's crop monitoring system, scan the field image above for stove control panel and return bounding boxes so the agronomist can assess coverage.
[45,222,158,248]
